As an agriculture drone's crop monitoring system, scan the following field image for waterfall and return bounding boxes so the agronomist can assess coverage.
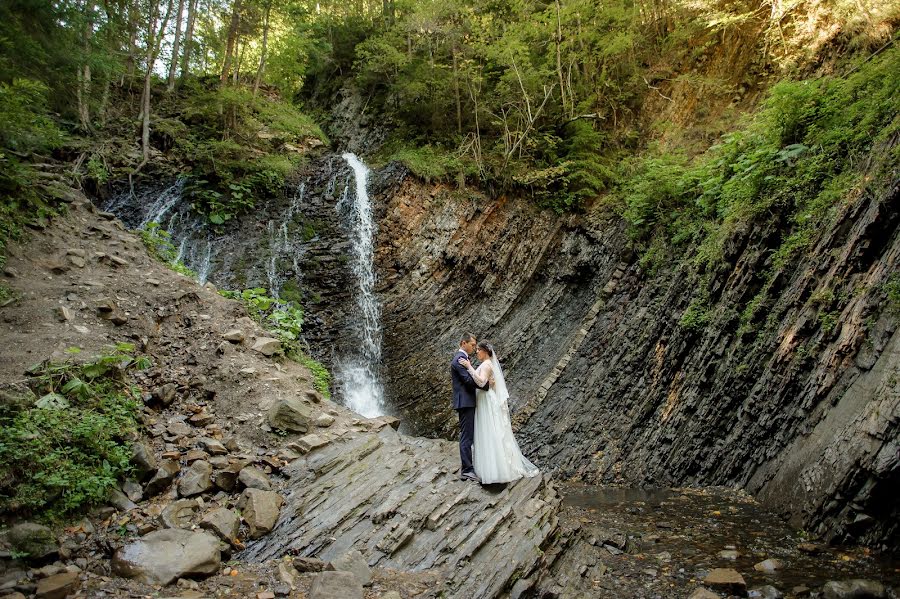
[339,153,385,418]
[142,179,185,227]
[197,239,214,285]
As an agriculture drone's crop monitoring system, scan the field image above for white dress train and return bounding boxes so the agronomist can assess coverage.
[468,357,540,484]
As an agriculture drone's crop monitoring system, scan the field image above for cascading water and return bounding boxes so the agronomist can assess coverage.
[142,179,185,226]
[338,153,385,418]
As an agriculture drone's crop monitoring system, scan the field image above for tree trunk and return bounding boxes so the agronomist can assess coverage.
[253,1,272,95]
[180,0,198,80]
[125,0,139,81]
[382,0,394,27]
[167,0,185,91]
[554,0,569,118]
[452,44,462,134]
[220,0,243,83]
[234,35,245,85]
[77,2,93,131]
[139,0,175,169]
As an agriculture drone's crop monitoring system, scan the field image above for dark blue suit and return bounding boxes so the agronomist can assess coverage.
[451,350,487,476]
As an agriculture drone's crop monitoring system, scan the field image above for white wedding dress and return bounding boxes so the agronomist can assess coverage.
[469,355,540,484]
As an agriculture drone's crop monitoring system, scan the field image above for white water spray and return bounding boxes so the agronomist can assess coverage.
[339,153,385,418]
[197,239,213,285]
[142,179,185,226]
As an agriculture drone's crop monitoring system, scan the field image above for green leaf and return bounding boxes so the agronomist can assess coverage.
[36,393,70,409]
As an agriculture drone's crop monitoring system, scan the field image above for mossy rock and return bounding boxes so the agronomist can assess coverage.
[8,522,58,560]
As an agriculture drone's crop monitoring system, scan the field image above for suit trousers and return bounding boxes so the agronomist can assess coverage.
[457,406,476,475]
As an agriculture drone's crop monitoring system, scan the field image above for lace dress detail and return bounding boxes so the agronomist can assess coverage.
[468,361,540,484]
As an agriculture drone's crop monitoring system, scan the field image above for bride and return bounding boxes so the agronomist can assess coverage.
[459,342,540,484]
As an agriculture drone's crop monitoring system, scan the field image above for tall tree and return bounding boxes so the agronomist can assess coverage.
[179,0,198,80]
[220,0,243,83]
[76,1,94,131]
[252,0,272,95]
[167,0,185,90]
[138,0,175,170]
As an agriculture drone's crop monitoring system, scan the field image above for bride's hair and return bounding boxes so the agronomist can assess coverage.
[477,341,494,357]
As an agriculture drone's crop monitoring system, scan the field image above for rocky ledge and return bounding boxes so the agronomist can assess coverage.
[241,425,560,598]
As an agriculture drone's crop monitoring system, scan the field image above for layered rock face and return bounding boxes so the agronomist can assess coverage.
[241,425,560,598]
[371,174,899,550]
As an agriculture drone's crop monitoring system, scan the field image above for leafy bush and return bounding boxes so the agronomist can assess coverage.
[137,222,196,277]
[384,143,476,184]
[292,352,332,399]
[0,344,150,520]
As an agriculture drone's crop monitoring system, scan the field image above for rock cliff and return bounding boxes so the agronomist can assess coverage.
[370,171,899,551]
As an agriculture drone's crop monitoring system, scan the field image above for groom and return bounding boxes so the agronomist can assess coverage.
[451,333,487,481]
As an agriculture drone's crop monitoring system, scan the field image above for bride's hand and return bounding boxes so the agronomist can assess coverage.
[458,358,472,369]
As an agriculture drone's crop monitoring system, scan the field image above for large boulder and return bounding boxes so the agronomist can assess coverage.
[268,398,313,433]
[309,571,363,599]
[111,529,221,585]
[328,550,372,586]
[178,460,214,497]
[8,522,58,560]
[34,570,80,599]
[238,489,284,539]
[822,580,887,599]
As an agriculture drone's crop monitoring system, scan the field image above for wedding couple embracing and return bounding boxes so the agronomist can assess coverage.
[451,333,540,484]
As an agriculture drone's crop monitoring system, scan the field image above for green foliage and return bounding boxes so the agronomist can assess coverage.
[137,222,197,278]
[175,85,326,224]
[884,274,900,316]
[0,79,65,154]
[383,143,475,184]
[220,287,305,344]
[290,351,332,399]
[679,289,712,331]
[0,344,149,520]
[219,286,330,397]
[0,79,66,267]
[617,46,899,291]
[818,311,840,334]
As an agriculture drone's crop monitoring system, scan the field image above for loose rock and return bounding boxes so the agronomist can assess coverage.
[238,488,284,539]
[328,550,372,586]
[34,571,79,599]
[308,571,363,599]
[146,459,181,495]
[238,467,272,491]
[200,508,240,543]
[267,398,313,433]
[160,499,200,529]
[251,337,281,356]
[112,529,221,585]
[178,460,214,497]
[822,579,887,599]
[703,568,746,595]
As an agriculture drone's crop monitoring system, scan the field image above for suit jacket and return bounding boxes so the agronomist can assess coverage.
[450,350,488,410]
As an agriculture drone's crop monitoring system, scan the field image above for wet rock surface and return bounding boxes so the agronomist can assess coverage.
[531,484,900,598]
